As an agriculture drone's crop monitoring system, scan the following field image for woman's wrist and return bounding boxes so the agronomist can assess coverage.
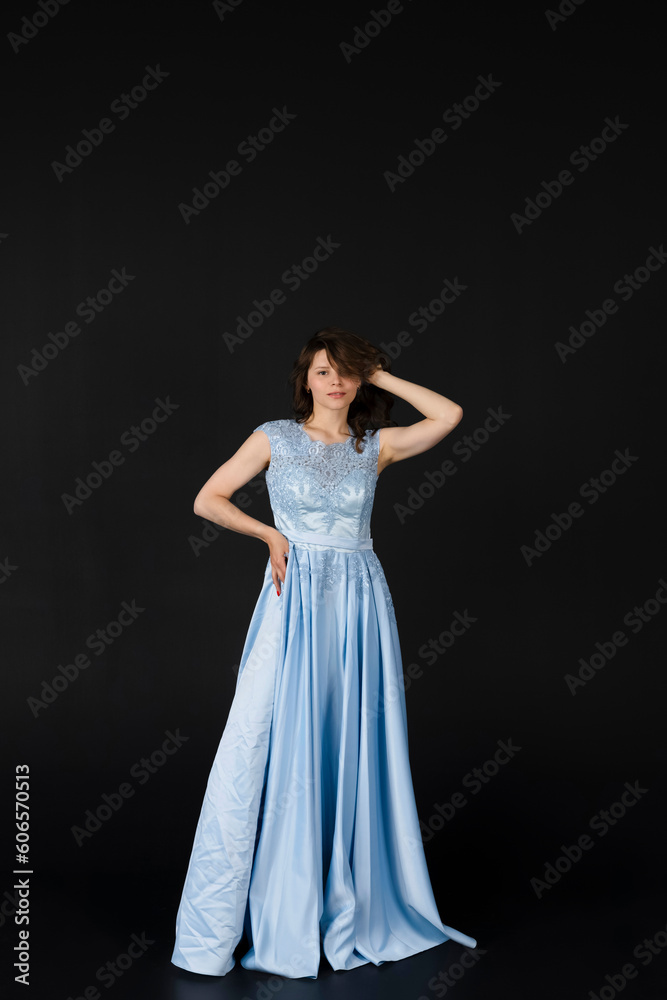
[367,366,392,389]
[264,526,282,546]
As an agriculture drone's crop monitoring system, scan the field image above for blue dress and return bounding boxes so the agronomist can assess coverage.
[171,418,477,978]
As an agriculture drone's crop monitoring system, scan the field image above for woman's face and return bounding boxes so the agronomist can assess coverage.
[306,350,360,410]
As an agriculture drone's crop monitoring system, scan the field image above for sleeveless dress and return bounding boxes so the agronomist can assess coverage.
[171,418,477,978]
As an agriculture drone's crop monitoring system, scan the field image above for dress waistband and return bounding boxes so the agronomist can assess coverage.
[283,527,373,551]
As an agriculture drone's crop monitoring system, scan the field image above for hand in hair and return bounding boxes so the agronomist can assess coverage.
[363,362,386,387]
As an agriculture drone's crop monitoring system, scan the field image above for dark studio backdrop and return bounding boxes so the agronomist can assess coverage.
[2,1,666,998]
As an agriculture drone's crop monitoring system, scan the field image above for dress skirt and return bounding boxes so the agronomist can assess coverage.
[171,529,477,978]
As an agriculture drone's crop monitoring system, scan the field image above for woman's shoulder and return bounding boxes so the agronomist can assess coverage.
[252,417,295,435]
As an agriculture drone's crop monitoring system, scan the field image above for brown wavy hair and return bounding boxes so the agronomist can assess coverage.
[289,327,396,453]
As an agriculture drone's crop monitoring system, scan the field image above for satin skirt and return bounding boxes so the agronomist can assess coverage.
[171,531,477,978]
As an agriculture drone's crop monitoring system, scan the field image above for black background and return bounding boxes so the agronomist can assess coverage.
[2,0,666,997]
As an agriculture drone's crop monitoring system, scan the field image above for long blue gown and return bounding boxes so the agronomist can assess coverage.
[171,418,477,978]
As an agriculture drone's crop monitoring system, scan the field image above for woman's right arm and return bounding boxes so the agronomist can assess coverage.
[193,429,289,595]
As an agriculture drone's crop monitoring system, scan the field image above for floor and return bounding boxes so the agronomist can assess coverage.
[11,874,667,999]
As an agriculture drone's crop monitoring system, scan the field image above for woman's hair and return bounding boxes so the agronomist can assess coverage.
[289,326,396,453]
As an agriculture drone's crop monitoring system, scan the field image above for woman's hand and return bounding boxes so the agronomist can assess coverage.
[267,529,290,596]
[364,362,387,387]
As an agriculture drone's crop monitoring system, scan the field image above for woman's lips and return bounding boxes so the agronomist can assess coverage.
[328,392,345,396]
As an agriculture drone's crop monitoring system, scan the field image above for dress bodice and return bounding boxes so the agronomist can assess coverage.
[253,419,380,542]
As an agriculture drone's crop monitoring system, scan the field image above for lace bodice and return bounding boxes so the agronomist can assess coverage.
[252,419,380,541]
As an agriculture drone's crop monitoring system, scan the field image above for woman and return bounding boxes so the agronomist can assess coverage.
[171,326,477,978]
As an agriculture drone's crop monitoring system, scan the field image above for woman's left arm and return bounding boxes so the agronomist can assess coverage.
[366,367,463,468]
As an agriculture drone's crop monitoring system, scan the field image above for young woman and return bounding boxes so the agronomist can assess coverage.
[171,326,477,979]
